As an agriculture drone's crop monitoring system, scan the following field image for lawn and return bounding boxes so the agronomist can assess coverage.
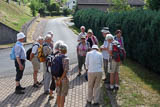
[116,59,160,107]
[0,0,33,31]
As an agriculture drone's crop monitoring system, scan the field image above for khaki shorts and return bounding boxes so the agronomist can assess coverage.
[56,77,69,96]
[31,57,40,71]
[108,60,120,73]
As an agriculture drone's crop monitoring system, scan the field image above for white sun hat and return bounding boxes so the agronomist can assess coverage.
[17,32,25,40]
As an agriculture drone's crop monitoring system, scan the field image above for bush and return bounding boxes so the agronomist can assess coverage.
[63,8,71,16]
[48,3,60,13]
[74,9,160,73]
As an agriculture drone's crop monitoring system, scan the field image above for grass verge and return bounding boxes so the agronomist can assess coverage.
[68,25,80,35]
[116,59,160,106]
[0,0,33,31]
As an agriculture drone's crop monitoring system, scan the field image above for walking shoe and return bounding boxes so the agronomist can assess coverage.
[93,103,99,106]
[114,86,119,91]
[87,101,92,105]
[49,96,54,100]
[77,73,81,77]
[107,87,114,91]
[15,90,25,94]
[36,81,42,85]
[33,84,39,88]
[19,86,25,90]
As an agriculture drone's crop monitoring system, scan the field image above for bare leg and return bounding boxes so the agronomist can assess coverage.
[57,95,61,107]
[33,70,38,84]
[61,96,65,107]
[115,72,119,85]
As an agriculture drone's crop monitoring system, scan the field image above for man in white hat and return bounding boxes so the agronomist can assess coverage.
[30,36,44,88]
[77,26,87,42]
[85,45,103,106]
[14,32,26,94]
[100,28,111,83]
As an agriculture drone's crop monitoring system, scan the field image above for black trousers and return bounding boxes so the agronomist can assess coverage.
[50,77,56,91]
[15,59,25,81]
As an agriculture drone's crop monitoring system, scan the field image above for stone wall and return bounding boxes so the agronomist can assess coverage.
[0,22,19,45]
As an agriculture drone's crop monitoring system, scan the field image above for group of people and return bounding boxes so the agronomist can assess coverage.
[12,31,69,107]
[77,26,125,106]
[12,25,125,107]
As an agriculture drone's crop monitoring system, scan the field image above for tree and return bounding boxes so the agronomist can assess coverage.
[146,0,160,10]
[108,0,132,12]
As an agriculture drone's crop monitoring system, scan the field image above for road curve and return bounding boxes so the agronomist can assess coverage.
[0,17,78,77]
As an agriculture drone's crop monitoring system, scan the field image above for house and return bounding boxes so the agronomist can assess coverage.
[66,0,77,10]
[77,0,145,11]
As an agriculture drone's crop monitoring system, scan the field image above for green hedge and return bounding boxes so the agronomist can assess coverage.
[74,8,160,73]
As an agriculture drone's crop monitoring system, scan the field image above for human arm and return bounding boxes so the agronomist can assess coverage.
[15,45,24,70]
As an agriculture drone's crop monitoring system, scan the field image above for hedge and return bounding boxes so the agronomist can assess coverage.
[73,8,160,73]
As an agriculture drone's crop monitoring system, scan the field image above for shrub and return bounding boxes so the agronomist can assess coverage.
[74,9,160,73]
[63,8,71,16]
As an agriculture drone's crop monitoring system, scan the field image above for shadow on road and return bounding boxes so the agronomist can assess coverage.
[0,85,41,107]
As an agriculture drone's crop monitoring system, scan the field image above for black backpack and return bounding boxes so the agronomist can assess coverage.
[51,55,66,78]
[26,44,39,60]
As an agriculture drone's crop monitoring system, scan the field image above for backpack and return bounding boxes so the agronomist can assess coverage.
[51,55,66,78]
[10,45,16,60]
[37,44,48,62]
[26,44,39,60]
[112,42,126,62]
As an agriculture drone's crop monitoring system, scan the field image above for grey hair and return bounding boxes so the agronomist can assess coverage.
[105,34,114,40]
[54,40,64,50]
[36,36,43,41]
[45,34,52,40]
[59,43,68,51]
[47,31,53,36]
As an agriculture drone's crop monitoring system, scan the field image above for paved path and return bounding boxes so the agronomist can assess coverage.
[0,17,106,107]
[0,64,90,107]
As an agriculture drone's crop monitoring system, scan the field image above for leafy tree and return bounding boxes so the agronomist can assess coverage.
[108,0,132,12]
[146,0,160,10]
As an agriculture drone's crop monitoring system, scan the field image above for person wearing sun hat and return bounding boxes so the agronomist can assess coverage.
[55,43,70,107]
[77,35,91,77]
[85,45,103,106]
[100,27,111,83]
[86,29,99,47]
[14,32,26,94]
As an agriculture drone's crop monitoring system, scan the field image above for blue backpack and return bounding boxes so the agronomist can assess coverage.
[10,45,16,60]
[51,55,66,78]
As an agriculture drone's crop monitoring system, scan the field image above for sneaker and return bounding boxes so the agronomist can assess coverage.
[93,103,99,106]
[49,96,54,100]
[36,81,42,85]
[107,87,114,91]
[19,86,25,90]
[77,73,81,77]
[33,84,39,88]
[15,90,25,94]
[87,101,92,105]
[114,86,119,91]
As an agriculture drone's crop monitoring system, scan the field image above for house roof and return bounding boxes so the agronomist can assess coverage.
[78,0,145,6]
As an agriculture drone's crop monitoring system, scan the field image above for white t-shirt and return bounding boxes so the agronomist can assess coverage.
[32,42,40,56]
[102,40,112,60]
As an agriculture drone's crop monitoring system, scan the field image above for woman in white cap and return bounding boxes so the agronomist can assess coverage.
[85,45,103,106]
[14,32,26,94]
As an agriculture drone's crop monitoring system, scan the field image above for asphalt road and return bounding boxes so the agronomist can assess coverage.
[0,17,78,78]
